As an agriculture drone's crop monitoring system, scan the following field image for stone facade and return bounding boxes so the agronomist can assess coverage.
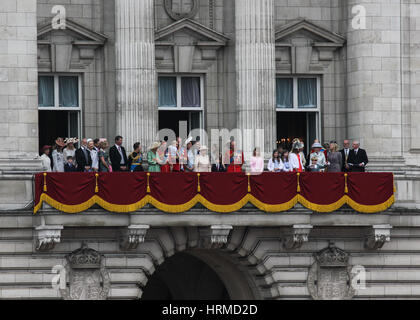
[0,0,420,300]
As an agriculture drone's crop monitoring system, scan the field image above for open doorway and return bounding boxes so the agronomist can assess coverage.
[38,110,80,152]
[159,110,203,140]
[277,112,318,154]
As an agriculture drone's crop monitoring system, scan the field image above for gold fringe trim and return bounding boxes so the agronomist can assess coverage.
[197,174,201,193]
[298,195,348,213]
[33,193,395,215]
[346,195,395,214]
[247,174,251,193]
[249,195,298,213]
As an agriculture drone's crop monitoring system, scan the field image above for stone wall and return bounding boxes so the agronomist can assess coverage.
[0,0,39,159]
[1,209,420,299]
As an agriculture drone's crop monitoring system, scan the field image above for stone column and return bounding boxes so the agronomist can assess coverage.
[345,1,402,159]
[235,0,276,159]
[115,0,157,151]
[0,0,40,169]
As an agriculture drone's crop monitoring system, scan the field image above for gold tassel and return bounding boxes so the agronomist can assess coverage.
[43,173,47,192]
[147,173,151,194]
[247,173,251,193]
[344,174,349,194]
[95,174,99,193]
[197,174,201,193]
[297,173,301,193]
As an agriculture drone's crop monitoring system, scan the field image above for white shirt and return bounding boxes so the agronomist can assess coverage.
[40,154,52,172]
[289,153,304,171]
[52,150,65,172]
[267,158,284,172]
[116,145,125,165]
[344,148,350,158]
[90,148,99,170]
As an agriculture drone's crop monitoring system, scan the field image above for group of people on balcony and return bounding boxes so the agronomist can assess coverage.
[39,136,368,174]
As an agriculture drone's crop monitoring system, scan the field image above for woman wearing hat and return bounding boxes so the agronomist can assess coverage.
[147,142,162,173]
[309,142,326,170]
[194,146,211,173]
[63,138,78,163]
[289,140,304,173]
[40,145,52,172]
[52,137,66,172]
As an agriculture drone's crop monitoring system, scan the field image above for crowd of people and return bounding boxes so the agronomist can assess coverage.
[39,136,369,174]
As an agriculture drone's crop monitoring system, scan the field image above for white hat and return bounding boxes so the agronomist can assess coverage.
[312,142,323,149]
[184,137,193,146]
[149,142,161,150]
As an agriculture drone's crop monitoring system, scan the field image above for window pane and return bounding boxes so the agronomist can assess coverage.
[158,77,177,107]
[298,78,317,109]
[59,76,79,107]
[181,77,201,108]
[38,76,55,107]
[276,78,293,109]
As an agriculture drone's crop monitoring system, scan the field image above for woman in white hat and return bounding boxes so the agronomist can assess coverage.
[194,146,211,173]
[63,138,78,163]
[309,142,326,169]
[147,142,162,173]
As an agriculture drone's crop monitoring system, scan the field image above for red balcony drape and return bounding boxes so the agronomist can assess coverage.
[34,172,395,214]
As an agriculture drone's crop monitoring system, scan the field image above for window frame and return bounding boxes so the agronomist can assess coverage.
[276,75,321,112]
[158,74,205,111]
[38,74,83,111]
[276,75,322,147]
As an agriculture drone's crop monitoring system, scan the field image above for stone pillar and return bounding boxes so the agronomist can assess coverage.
[235,0,276,159]
[115,0,157,151]
[345,1,402,159]
[0,0,40,169]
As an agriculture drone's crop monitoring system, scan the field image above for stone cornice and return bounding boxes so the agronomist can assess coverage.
[275,19,346,45]
[155,18,230,45]
[37,19,108,44]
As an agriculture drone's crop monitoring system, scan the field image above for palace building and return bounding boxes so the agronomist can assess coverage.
[0,0,420,300]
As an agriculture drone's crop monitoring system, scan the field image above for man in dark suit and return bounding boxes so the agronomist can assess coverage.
[347,141,369,172]
[340,140,351,172]
[109,136,128,172]
[75,138,92,172]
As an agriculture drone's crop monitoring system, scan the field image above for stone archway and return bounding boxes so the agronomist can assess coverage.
[141,250,257,300]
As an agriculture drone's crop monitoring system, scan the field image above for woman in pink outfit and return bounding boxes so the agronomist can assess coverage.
[250,148,264,174]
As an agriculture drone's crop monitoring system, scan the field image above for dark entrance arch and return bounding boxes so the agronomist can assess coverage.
[142,252,230,300]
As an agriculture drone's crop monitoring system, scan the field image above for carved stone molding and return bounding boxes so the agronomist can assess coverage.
[164,0,199,21]
[365,224,392,250]
[120,225,150,251]
[275,19,345,73]
[37,19,108,71]
[307,245,355,300]
[35,225,63,252]
[155,18,229,72]
[283,224,313,250]
[60,245,111,300]
[199,225,233,249]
